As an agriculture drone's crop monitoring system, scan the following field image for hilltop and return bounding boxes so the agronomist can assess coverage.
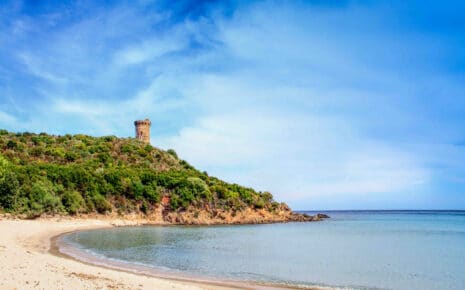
[0,130,319,224]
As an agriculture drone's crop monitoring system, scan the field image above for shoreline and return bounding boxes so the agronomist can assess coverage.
[51,224,327,290]
[0,217,327,290]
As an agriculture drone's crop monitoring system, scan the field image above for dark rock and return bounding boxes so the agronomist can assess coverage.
[316,213,330,219]
[289,213,312,222]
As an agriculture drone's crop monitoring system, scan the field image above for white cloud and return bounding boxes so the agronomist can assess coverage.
[52,99,110,116]
[43,74,190,137]
[114,37,187,66]
[0,110,16,125]
[158,110,429,203]
[18,53,68,84]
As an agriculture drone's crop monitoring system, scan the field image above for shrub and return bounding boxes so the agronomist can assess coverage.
[62,190,84,214]
[170,193,181,209]
[31,136,42,146]
[50,148,66,158]
[144,144,153,153]
[140,200,149,214]
[261,191,273,202]
[270,201,280,211]
[239,189,254,204]
[93,194,111,213]
[65,151,78,161]
[180,160,195,170]
[130,180,144,200]
[143,183,160,203]
[167,149,178,159]
[187,177,212,200]
[254,199,265,209]
[29,181,62,214]
[120,144,134,153]
[6,140,17,149]
[176,186,195,208]
[31,147,45,157]
[137,148,148,157]
[211,184,227,199]
[0,171,20,210]
[84,197,95,213]
[97,152,112,164]
[0,154,11,176]
[102,136,116,142]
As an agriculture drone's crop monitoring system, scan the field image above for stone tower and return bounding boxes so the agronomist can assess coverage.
[134,118,151,144]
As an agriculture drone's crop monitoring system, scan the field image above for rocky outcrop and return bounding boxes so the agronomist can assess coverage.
[3,201,329,225]
[3,208,329,225]
[316,213,330,219]
[140,204,329,225]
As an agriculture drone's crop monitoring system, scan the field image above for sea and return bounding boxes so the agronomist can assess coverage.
[60,210,465,290]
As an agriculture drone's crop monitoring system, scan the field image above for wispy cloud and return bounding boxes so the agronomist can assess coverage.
[0,110,16,124]
[52,99,110,116]
[114,36,188,66]
[18,53,69,84]
[158,110,428,205]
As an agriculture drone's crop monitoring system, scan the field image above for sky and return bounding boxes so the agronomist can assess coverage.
[1,0,465,210]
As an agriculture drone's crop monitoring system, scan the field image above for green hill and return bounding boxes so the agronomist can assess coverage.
[0,130,310,223]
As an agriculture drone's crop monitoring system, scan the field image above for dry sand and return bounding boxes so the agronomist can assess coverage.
[0,217,246,290]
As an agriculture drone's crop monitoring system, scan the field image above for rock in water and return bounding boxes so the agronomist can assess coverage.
[316,213,330,219]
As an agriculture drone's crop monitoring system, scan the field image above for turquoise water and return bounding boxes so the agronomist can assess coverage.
[62,211,465,289]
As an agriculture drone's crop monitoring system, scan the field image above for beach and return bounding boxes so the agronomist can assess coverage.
[2,212,463,289]
[0,217,242,290]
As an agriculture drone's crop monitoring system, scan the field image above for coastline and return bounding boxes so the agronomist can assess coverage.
[0,217,326,290]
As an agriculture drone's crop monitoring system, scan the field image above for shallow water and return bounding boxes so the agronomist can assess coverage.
[62,211,465,289]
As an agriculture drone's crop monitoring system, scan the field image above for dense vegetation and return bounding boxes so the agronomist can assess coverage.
[0,130,281,218]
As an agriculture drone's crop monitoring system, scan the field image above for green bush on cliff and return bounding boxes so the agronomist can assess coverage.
[142,182,161,203]
[0,130,281,216]
[28,181,62,215]
[0,155,19,210]
[93,193,112,213]
[167,149,178,159]
[0,171,20,210]
[62,190,84,214]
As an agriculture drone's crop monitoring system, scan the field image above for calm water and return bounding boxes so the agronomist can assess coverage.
[62,211,465,289]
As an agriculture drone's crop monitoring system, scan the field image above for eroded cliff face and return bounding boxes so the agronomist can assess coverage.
[2,204,328,224]
[3,196,314,224]
[162,208,309,225]
[110,204,326,225]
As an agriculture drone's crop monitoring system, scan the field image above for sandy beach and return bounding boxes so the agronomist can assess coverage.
[0,217,246,290]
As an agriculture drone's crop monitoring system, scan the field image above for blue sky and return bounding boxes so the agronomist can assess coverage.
[1,0,465,210]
